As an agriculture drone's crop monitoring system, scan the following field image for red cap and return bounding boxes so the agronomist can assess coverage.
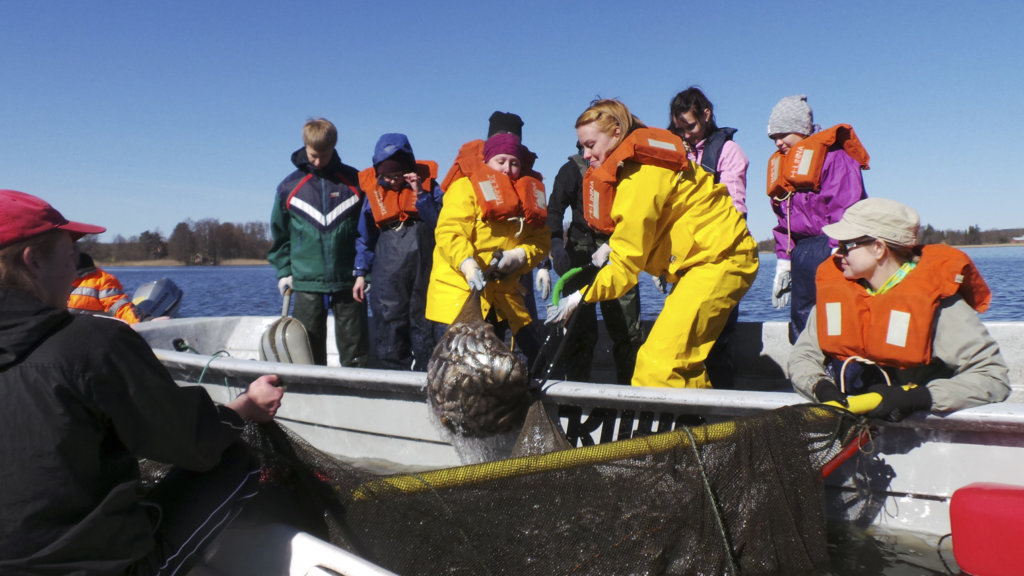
[0,190,106,248]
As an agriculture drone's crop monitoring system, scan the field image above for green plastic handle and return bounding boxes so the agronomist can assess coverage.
[551,267,583,306]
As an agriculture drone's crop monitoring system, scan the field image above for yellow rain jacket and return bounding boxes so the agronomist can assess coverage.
[586,160,758,388]
[426,176,550,333]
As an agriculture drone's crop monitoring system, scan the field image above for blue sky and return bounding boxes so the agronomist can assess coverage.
[3,1,1023,244]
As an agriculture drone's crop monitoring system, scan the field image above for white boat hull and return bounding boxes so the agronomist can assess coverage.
[136,317,1024,546]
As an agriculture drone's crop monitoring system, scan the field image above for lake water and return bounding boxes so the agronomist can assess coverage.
[110,245,1024,322]
[108,248,1024,575]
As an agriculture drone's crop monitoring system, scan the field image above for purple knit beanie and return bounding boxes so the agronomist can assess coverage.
[483,133,523,163]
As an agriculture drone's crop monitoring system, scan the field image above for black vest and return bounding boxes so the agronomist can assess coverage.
[699,127,737,183]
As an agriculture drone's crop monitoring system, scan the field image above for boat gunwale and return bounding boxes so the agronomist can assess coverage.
[153,348,1024,435]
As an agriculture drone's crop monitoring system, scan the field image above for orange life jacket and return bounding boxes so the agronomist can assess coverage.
[68,269,144,324]
[766,124,870,200]
[582,128,690,236]
[358,160,438,226]
[815,244,991,368]
[440,140,546,227]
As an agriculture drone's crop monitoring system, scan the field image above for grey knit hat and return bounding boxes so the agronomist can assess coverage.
[767,95,814,138]
[822,198,920,247]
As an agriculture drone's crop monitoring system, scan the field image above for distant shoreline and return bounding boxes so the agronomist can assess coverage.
[758,242,1023,254]
[103,258,269,267]
[103,243,1024,268]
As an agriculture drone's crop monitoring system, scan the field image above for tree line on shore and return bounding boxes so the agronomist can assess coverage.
[79,219,1023,265]
[79,219,271,265]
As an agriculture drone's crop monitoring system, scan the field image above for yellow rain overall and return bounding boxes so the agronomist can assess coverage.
[585,146,758,388]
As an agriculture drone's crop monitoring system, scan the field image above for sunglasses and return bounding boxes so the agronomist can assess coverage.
[836,238,876,256]
[379,172,405,183]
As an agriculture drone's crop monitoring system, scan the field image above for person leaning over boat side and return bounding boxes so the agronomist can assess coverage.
[426,131,550,369]
[0,189,284,576]
[766,95,869,343]
[354,133,442,371]
[546,99,759,388]
[544,141,644,384]
[268,117,369,367]
[67,251,146,323]
[788,198,1010,421]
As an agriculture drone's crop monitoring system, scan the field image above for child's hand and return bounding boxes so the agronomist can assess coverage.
[404,172,422,194]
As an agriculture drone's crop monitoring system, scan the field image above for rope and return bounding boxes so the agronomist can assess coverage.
[195,350,236,396]
[682,426,738,574]
[838,356,892,395]
[512,216,525,239]
[782,194,794,255]
[936,533,958,575]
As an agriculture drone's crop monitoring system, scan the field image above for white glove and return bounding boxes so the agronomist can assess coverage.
[772,259,792,309]
[652,274,667,294]
[591,243,612,267]
[534,268,551,300]
[277,276,293,296]
[460,258,486,291]
[495,247,527,274]
[545,290,582,325]
[549,237,571,275]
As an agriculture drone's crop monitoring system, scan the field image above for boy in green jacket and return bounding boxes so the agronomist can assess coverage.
[269,117,369,366]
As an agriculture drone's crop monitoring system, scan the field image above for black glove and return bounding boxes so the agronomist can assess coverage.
[549,237,571,276]
[812,380,848,408]
[865,384,932,422]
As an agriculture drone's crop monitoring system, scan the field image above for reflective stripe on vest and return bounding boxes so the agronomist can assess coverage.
[582,127,689,235]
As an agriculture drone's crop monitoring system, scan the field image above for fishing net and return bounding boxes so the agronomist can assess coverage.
[426,289,532,437]
[201,403,862,576]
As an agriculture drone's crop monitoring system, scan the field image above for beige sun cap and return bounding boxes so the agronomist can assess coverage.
[821,198,920,246]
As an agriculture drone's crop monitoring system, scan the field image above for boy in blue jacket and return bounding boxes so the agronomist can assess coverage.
[354,133,443,370]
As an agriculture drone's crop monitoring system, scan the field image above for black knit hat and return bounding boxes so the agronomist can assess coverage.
[487,111,523,138]
[77,252,97,275]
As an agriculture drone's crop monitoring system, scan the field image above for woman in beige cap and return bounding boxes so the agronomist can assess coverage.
[788,197,1010,420]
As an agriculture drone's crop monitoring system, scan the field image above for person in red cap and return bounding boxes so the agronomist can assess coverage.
[0,190,284,574]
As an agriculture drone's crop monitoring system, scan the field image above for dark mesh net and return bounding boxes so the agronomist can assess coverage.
[196,403,863,576]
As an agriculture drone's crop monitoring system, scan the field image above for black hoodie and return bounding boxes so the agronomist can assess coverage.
[0,288,244,575]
